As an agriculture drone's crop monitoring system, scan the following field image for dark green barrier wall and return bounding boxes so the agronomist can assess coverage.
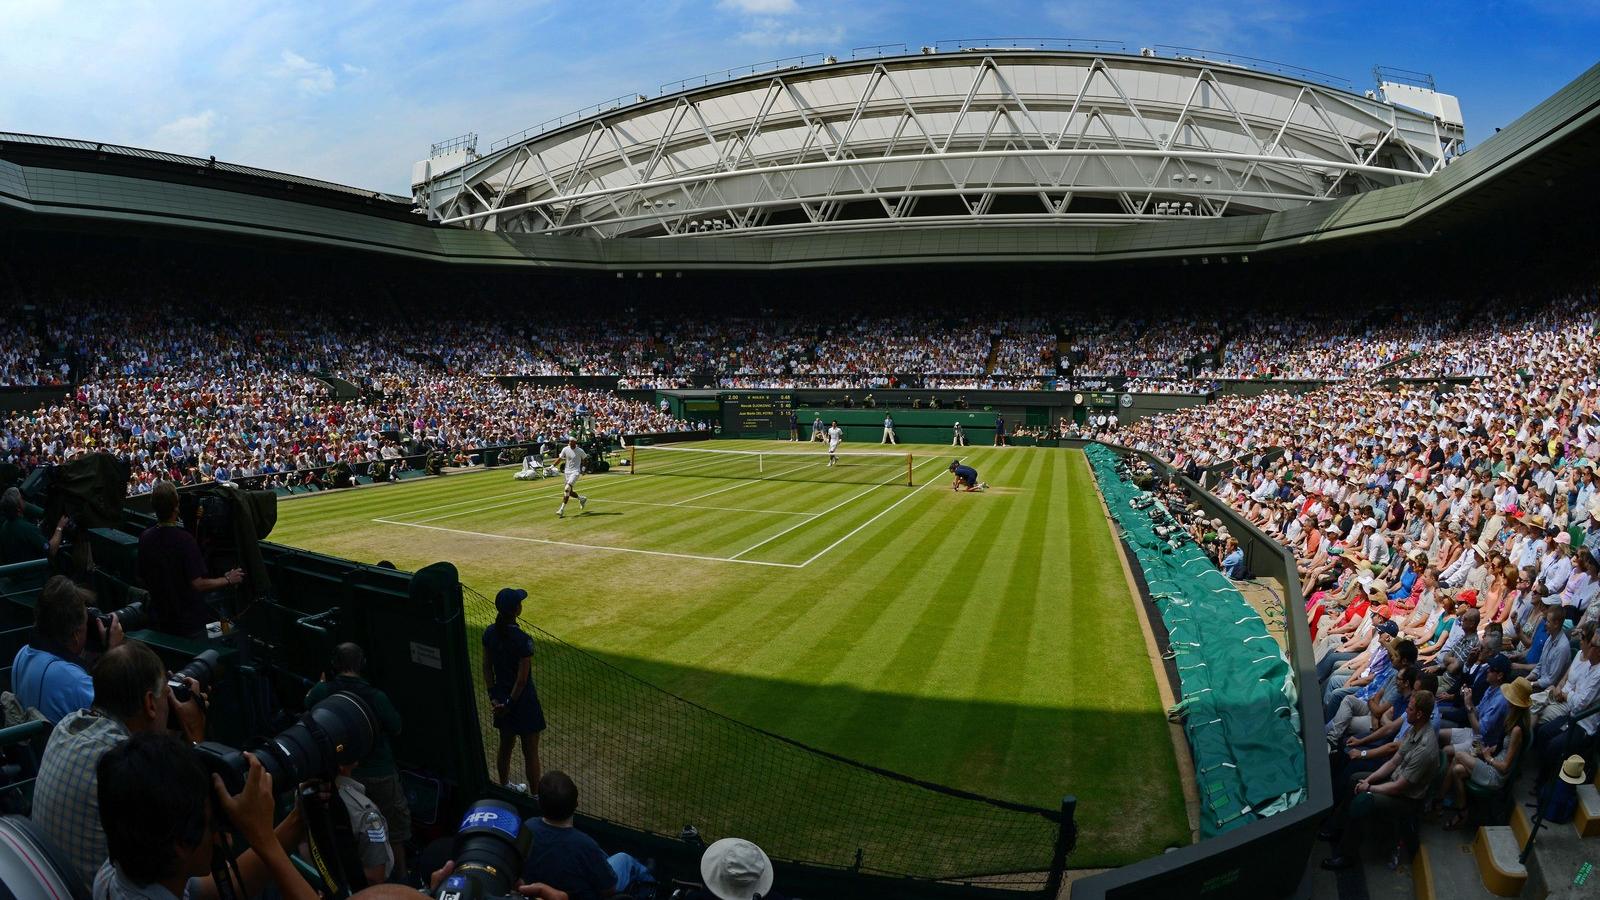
[791,407,1001,445]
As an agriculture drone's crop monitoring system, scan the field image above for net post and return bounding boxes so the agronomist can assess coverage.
[629,445,635,473]
[1044,795,1077,898]
[906,452,913,486]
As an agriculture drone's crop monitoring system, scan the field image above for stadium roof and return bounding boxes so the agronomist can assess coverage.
[2,58,1597,269]
[414,49,1460,239]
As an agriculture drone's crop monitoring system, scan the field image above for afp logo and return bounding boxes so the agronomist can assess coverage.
[460,805,519,839]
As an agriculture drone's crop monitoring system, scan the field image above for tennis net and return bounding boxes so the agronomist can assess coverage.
[630,444,915,486]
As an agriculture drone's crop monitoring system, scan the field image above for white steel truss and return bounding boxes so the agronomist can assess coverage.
[414,51,1458,238]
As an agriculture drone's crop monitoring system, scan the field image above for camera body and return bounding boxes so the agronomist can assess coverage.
[83,601,149,653]
[432,800,531,900]
[169,649,220,704]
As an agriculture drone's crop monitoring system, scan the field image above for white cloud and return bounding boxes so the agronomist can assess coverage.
[736,20,844,46]
[719,0,798,13]
[341,63,369,76]
[276,49,336,95]
[150,110,219,156]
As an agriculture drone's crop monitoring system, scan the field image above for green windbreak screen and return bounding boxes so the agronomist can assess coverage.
[1085,444,1306,837]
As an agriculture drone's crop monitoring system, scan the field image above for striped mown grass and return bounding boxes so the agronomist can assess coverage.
[270,440,1188,866]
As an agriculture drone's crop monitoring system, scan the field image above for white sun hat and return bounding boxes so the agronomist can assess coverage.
[701,838,775,900]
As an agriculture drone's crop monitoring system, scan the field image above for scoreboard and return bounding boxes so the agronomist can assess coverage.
[720,392,793,434]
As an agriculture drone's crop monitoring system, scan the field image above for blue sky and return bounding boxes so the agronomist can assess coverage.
[2,1,1597,194]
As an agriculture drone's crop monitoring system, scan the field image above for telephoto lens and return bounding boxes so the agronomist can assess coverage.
[168,649,221,703]
[433,800,531,900]
[83,600,150,652]
[194,690,377,795]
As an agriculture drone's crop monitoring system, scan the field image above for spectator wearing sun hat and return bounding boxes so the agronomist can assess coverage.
[1535,531,1575,600]
[688,838,783,900]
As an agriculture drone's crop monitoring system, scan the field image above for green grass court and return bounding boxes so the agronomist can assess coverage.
[269,439,1188,866]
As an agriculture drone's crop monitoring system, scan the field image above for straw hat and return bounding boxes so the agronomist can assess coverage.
[1558,754,1588,786]
[701,839,775,900]
[1500,677,1533,709]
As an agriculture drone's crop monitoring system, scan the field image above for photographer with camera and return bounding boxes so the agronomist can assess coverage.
[138,481,243,639]
[31,640,208,886]
[306,642,409,880]
[0,486,66,565]
[11,575,123,724]
[95,731,316,900]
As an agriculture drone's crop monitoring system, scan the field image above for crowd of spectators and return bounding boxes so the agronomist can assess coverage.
[1098,289,1600,871]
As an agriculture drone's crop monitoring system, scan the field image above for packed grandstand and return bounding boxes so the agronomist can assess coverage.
[3,253,1594,500]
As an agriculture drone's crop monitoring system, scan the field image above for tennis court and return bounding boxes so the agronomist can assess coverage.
[368,443,938,569]
[269,439,1189,866]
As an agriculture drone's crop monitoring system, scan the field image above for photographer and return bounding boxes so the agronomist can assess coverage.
[0,486,65,564]
[32,641,207,887]
[12,575,122,723]
[307,643,409,879]
[138,481,243,638]
[95,731,315,900]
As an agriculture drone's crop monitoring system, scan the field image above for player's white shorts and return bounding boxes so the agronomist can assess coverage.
[828,442,841,453]
[564,472,581,488]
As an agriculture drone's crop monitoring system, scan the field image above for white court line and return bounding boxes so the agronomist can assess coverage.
[590,498,819,517]
[728,455,945,561]
[369,518,803,568]
[794,466,945,567]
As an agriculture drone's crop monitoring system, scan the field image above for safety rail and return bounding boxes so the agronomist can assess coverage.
[428,132,478,158]
[489,92,646,151]
[932,37,1129,54]
[658,53,833,96]
[1153,45,1354,92]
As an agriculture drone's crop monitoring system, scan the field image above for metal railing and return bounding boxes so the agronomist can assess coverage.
[489,93,647,151]
[429,133,479,157]
[1153,45,1354,92]
[658,53,833,96]
[932,37,1129,54]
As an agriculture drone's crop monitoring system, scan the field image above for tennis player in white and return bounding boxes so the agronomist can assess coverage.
[826,421,844,467]
[556,437,589,518]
